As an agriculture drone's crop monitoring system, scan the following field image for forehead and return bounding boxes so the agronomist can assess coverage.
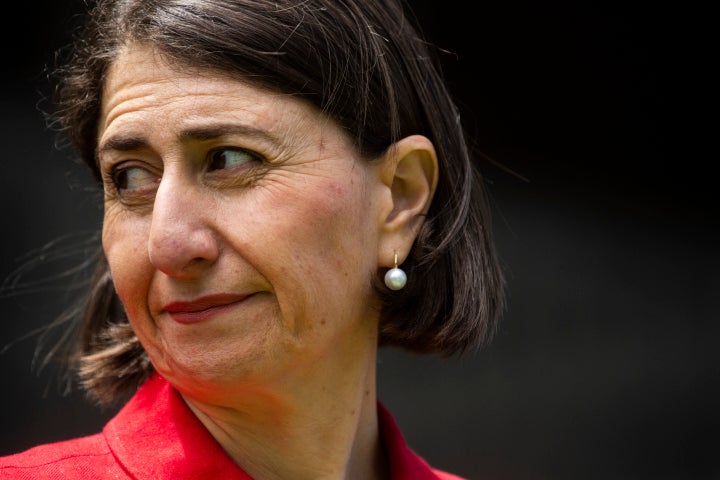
[98,43,345,151]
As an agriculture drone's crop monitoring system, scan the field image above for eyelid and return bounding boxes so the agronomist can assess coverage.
[211,145,262,158]
[98,150,153,177]
[110,159,158,177]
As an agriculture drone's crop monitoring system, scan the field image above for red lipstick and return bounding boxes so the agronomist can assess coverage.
[163,293,250,324]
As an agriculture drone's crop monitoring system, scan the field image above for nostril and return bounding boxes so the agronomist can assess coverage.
[148,176,220,277]
[148,226,219,278]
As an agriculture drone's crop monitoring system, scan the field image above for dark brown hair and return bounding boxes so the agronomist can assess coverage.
[50,0,505,405]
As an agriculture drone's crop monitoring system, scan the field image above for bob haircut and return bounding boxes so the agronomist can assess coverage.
[50,0,505,405]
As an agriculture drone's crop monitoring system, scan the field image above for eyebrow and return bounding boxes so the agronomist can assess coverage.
[97,123,279,156]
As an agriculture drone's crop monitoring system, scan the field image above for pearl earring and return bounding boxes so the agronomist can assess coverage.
[384,252,407,290]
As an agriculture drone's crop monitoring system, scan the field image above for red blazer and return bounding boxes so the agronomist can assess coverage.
[0,373,465,479]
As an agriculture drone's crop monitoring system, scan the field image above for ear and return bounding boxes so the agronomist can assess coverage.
[377,135,439,268]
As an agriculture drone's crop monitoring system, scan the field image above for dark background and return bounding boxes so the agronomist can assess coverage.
[1,2,716,479]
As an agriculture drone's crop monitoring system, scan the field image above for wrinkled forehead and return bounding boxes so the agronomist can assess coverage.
[98,42,355,157]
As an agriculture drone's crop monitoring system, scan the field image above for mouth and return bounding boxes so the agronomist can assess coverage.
[162,293,251,324]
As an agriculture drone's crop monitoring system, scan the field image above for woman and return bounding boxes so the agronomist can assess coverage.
[0,0,504,478]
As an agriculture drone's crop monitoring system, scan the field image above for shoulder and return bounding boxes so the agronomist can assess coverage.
[0,434,128,479]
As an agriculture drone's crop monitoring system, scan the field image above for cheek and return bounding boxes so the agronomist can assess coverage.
[268,178,375,278]
[102,211,152,315]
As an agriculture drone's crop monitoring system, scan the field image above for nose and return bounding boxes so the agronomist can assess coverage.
[148,173,219,278]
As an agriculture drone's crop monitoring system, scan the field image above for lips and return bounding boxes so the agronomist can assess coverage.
[162,293,250,324]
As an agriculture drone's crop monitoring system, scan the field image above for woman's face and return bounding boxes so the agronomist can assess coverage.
[98,44,391,400]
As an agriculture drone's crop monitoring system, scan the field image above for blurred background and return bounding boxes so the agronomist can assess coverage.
[0,2,716,479]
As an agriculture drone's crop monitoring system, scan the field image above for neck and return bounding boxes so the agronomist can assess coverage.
[183,344,388,480]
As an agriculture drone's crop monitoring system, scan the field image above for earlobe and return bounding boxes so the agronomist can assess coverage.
[378,135,439,267]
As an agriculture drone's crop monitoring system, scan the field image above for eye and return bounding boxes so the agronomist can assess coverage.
[110,164,159,194]
[207,147,259,171]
